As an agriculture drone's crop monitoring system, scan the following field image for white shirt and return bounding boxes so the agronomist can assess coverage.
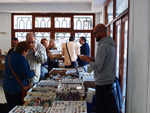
[62,41,80,66]
[26,40,47,83]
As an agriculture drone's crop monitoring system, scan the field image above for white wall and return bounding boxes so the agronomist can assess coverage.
[0,3,91,13]
[94,7,104,57]
[0,13,11,54]
[147,0,150,112]
[127,0,150,113]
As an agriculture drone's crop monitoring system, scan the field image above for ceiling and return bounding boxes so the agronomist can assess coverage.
[0,0,106,13]
[0,0,103,4]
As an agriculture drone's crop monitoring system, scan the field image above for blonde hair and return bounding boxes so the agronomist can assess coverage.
[49,39,56,48]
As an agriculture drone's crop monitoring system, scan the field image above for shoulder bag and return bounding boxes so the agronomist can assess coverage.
[8,55,30,103]
[66,42,77,67]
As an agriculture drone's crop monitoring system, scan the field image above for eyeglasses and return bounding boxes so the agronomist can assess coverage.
[28,41,35,44]
[93,31,99,35]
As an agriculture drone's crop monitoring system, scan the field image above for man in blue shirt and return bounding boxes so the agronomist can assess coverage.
[77,36,90,71]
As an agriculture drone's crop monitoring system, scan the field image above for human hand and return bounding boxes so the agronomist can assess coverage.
[33,70,36,74]
[31,45,36,53]
[80,55,91,63]
[88,56,95,62]
[4,52,8,55]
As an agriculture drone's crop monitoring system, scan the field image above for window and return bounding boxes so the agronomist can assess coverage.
[35,17,51,28]
[74,15,93,30]
[12,13,95,57]
[55,17,71,28]
[116,0,128,17]
[107,1,113,22]
[14,15,32,29]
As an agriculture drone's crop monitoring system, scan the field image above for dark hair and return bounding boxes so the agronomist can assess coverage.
[12,37,18,41]
[80,36,86,42]
[15,41,31,53]
[69,36,75,41]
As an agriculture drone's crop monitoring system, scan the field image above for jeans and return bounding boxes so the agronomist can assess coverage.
[40,66,48,80]
[4,91,23,113]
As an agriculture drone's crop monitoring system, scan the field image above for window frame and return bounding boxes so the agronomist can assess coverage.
[11,13,95,57]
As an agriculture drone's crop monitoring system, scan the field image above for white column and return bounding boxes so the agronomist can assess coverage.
[127,0,149,113]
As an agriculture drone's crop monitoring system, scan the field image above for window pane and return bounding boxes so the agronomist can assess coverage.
[75,33,91,51]
[122,21,128,113]
[54,17,71,28]
[74,16,93,30]
[14,15,32,29]
[35,17,51,28]
[35,32,50,42]
[55,33,71,50]
[15,32,28,41]
[107,1,113,23]
[116,25,121,78]
[116,0,128,17]
[110,24,113,37]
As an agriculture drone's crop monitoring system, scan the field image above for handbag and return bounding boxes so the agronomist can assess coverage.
[66,43,77,67]
[8,55,30,103]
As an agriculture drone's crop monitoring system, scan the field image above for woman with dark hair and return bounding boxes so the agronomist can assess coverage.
[3,41,35,112]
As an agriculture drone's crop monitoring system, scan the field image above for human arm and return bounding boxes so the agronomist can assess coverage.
[80,55,94,63]
[33,42,47,64]
[19,57,35,79]
[89,45,106,72]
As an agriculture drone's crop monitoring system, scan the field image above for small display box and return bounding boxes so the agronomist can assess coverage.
[49,68,68,75]
[58,83,85,95]
[49,50,62,59]
[51,101,87,113]
[27,84,57,96]
[9,106,51,113]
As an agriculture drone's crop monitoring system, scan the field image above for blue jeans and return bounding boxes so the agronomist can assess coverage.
[40,66,48,80]
[4,91,23,113]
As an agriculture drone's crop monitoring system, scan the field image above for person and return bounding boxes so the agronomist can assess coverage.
[47,39,59,72]
[3,41,35,112]
[6,37,19,56]
[26,32,47,84]
[80,24,119,113]
[62,36,80,68]
[77,36,90,71]
[40,38,48,80]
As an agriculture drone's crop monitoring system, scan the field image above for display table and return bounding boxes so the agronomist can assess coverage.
[84,81,95,91]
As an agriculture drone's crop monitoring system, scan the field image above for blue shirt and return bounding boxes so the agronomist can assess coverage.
[78,43,90,66]
[3,52,35,93]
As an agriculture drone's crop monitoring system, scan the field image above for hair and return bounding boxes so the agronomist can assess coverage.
[12,37,18,41]
[15,41,31,53]
[80,36,86,42]
[69,36,75,41]
[49,39,56,48]
[41,38,48,45]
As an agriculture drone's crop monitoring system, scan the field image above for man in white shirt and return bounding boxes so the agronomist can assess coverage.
[26,32,47,83]
[62,36,80,68]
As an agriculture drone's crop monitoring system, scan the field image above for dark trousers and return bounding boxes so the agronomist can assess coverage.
[96,84,119,113]
[48,61,58,72]
[4,92,23,113]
